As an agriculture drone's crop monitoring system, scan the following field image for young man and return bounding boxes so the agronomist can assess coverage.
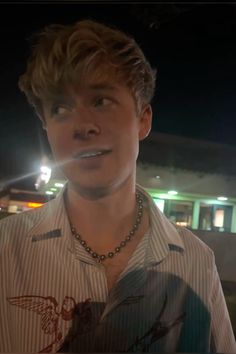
[0,19,235,353]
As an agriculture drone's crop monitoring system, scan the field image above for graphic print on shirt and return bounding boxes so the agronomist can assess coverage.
[7,295,92,353]
[126,294,186,352]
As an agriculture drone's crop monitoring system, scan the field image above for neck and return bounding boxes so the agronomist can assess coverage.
[65,180,138,248]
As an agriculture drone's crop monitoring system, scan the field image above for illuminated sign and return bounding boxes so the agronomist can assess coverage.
[27,202,43,208]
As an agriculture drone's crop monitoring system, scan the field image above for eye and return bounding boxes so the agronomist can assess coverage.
[93,96,112,108]
[51,104,69,116]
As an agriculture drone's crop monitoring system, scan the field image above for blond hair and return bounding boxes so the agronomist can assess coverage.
[19,19,156,119]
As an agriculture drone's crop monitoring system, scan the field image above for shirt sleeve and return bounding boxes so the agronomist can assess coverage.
[210,262,236,353]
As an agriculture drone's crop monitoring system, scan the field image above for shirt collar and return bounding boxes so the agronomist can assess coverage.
[26,185,109,264]
[27,184,74,252]
[136,184,185,264]
[27,183,185,263]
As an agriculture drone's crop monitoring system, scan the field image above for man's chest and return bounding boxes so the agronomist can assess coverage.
[6,289,184,352]
[3,246,210,353]
[102,253,132,292]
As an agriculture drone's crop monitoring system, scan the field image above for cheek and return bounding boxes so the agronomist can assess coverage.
[46,129,70,157]
[118,127,139,158]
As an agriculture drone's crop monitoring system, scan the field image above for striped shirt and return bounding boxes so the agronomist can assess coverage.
[0,184,235,352]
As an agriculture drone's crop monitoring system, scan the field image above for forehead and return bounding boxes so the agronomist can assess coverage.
[77,65,122,91]
[67,81,119,96]
[71,60,130,96]
[42,60,134,107]
[42,57,132,102]
[59,70,130,99]
[43,80,132,110]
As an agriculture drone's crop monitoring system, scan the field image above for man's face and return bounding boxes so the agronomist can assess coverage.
[43,80,152,199]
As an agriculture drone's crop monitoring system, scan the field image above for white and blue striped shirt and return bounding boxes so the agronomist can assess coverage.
[0,185,235,352]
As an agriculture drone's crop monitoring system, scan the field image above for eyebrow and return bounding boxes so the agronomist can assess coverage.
[45,83,117,107]
[48,95,75,105]
[87,83,117,91]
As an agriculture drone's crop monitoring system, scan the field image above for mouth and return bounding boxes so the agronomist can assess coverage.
[73,149,111,160]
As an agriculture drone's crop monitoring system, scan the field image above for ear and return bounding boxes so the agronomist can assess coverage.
[138,104,152,141]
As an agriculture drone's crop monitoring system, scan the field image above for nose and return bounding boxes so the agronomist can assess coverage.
[73,123,101,140]
[72,110,101,141]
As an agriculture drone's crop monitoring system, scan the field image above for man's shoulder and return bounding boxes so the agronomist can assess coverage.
[173,223,214,259]
[0,203,46,228]
[140,185,215,262]
[0,202,50,249]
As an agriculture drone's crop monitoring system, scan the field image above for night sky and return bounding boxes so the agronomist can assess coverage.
[0,3,236,190]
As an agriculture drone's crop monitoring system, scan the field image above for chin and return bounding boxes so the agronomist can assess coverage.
[70,182,113,201]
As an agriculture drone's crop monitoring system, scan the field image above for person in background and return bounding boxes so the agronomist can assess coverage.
[0,19,235,353]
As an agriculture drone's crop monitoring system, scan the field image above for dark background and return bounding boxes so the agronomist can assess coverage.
[0,2,236,190]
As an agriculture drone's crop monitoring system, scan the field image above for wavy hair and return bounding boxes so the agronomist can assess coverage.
[19,19,156,119]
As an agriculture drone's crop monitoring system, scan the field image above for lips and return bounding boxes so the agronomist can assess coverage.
[73,149,111,160]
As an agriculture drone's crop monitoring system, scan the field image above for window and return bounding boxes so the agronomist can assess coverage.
[164,200,193,228]
[199,203,233,232]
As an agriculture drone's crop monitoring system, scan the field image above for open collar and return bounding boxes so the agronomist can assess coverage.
[136,184,185,265]
[27,184,185,263]
[27,185,74,252]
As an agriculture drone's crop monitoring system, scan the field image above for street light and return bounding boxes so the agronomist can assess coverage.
[35,164,52,190]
